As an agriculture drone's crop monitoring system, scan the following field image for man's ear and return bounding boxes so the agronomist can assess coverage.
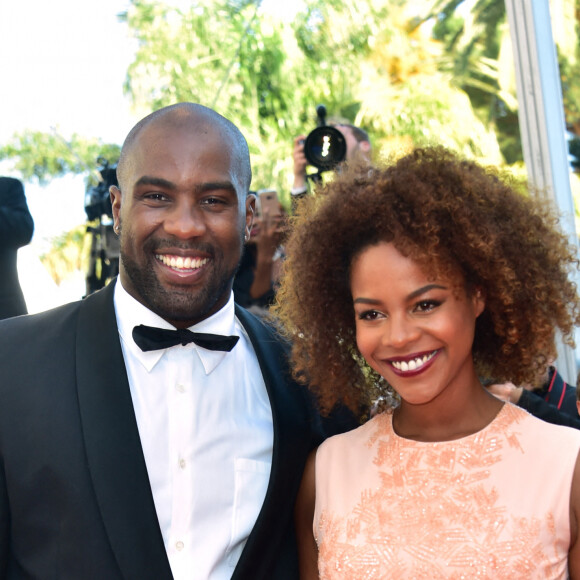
[110,186,122,232]
[245,193,256,241]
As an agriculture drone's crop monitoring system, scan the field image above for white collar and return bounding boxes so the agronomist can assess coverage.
[114,279,238,375]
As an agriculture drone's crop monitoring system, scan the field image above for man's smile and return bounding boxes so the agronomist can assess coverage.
[155,254,210,271]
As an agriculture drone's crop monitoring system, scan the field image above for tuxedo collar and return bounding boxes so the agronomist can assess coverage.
[75,280,173,580]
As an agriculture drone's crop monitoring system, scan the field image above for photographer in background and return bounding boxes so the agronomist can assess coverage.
[234,114,372,314]
[290,122,372,199]
[0,177,34,319]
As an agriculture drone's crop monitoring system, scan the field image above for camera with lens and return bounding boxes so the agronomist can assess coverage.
[302,105,347,181]
[84,158,117,221]
[84,158,120,295]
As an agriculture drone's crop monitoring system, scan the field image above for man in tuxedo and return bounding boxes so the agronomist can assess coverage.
[0,103,354,579]
[0,176,34,319]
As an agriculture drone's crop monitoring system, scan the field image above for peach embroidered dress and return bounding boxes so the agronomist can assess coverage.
[314,403,580,579]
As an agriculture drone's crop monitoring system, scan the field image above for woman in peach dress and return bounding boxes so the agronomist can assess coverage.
[273,147,580,579]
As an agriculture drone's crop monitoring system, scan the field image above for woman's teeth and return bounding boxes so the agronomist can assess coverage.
[391,351,436,372]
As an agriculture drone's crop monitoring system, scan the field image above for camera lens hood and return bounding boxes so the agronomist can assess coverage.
[304,126,347,171]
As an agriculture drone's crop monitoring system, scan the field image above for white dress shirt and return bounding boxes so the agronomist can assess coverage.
[114,281,274,579]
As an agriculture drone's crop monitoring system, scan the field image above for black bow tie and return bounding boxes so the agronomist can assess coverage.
[132,324,239,352]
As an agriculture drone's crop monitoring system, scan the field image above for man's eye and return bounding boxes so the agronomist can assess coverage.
[201,197,228,207]
[145,192,168,202]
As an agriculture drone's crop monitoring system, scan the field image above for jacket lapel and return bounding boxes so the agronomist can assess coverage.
[75,281,173,580]
[232,307,316,579]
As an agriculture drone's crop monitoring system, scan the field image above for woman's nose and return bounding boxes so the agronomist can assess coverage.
[384,313,420,348]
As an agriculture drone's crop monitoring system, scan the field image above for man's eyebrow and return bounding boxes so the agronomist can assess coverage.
[133,176,237,194]
[194,181,237,194]
[134,176,177,190]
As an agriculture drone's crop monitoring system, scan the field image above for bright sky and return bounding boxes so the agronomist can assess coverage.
[0,0,144,309]
[0,0,137,236]
[0,0,136,144]
[0,0,296,148]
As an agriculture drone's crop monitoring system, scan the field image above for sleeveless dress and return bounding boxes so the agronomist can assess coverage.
[314,403,580,579]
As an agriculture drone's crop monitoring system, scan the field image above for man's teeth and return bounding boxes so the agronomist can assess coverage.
[156,255,209,270]
[391,351,436,372]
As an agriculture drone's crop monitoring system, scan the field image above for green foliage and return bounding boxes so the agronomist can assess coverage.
[39,224,92,286]
[0,131,120,186]
[559,49,580,134]
[426,0,522,163]
[430,0,580,167]
[122,0,384,197]
[431,1,464,42]
[570,136,580,172]
[4,0,579,193]
[0,0,515,197]
[122,0,504,200]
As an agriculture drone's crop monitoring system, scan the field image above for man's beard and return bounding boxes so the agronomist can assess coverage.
[120,237,242,326]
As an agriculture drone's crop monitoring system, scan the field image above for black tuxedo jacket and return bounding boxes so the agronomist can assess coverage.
[0,281,354,579]
[0,177,34,320]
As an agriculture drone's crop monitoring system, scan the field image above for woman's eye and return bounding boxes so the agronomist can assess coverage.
[415,300,441,313]
[358,310,381,321]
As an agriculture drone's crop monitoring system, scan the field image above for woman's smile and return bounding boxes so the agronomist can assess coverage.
[388,349,440,375]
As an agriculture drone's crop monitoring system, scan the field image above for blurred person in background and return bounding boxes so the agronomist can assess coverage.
[0,176,34,319]
[233,193,287,317]
[486,364,580,425]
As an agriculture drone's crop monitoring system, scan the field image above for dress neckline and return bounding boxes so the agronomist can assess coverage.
[385,402,511,445]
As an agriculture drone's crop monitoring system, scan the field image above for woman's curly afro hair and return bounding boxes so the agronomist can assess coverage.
[272,146,580,416]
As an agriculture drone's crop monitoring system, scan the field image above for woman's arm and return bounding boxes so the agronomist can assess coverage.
[568,450,580,578]
[295,450,319,580]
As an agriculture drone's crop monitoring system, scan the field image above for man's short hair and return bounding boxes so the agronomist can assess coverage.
[117,102,252,193]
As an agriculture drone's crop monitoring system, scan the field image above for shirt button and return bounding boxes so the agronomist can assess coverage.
[179,458,186,469]
[176,541,184,551]
[176,383,185,393]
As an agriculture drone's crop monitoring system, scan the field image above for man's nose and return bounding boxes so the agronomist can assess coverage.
[163,200,206,239]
